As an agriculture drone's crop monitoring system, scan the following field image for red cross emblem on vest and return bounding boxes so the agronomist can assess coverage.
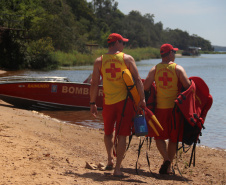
[105,63,121,78]
[159,72,172,86]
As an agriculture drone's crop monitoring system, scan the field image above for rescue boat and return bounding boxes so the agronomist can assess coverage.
[0,76,103,110]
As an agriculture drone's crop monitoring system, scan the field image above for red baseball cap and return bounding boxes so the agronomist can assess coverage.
[107,33,129,43]
[160,44,178,55]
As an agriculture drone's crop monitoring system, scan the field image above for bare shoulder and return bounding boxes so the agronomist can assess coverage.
[150,65,156,73]
[94,56,102,68]
[176,64,187,75]
[124,53,135,62]
[123,53,136,69]
[147,65,156,77]
[175,64,191,89]
[176,64,185,72]
[95,56,102,63]
[124,53,133,58]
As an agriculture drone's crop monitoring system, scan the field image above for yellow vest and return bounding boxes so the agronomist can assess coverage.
[101,52,128,105]
[155,63,179,108]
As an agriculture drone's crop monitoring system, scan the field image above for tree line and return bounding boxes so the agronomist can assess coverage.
[0,0,213,70]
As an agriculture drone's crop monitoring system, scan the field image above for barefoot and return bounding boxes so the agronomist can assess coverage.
[113,168,124,177]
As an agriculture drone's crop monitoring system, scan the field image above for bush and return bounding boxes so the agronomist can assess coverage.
[25,37,58,70]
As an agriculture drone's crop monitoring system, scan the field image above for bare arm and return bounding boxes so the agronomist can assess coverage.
[90,57,101,117]
[143,66,155,91]
[176,65,191,90]
[124,54,146,109]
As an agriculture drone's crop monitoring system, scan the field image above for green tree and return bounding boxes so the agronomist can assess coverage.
[0,30,25,69]
[88,0,122,45]
[65,0,94,21]
[25,37,57,69]
[162,28,190,50]
[122,11,161,48]
[29,0,78,51]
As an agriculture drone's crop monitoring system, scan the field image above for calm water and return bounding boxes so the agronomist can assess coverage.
[2,54,226,149]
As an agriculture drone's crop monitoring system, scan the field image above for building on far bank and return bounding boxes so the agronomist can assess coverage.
[182,46,201,56]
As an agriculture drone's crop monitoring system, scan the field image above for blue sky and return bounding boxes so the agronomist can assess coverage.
[87,0,226,46]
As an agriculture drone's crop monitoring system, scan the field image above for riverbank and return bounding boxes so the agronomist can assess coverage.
[0,100,225,184]
[51,47,161,67]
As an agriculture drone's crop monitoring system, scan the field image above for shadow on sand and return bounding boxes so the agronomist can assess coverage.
[63,167,191,184]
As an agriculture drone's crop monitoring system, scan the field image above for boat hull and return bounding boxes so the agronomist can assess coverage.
[0,81,103,110]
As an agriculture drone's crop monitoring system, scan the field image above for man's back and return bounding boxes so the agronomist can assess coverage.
[101,52,128,105]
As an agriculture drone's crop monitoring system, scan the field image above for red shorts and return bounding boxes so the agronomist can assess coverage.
[102,99,135,136]
[151,108,183,142]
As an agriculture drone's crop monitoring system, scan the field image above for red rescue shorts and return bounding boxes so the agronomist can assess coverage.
[102,98,135,136]
[153,108,183,142]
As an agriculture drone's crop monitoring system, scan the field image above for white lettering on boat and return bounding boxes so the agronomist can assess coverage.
[62,86,88,95]
[62,86,103,96]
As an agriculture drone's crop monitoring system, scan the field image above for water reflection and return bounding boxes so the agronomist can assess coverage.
[39,110,104,129]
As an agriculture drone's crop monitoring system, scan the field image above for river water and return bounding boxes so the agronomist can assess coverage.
[1,54,226,150]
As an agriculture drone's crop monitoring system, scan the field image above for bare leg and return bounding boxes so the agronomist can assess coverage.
[168,140,177,162]
[156,139,170,161]
[113,135,126,176]
[104,134,114,166]
[156,139,174,174]
[167,140,177,173]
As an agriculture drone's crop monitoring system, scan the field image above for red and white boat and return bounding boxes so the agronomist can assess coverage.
[0,76,103,110]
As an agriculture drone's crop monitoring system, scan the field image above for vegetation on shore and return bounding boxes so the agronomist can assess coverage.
[0,0,217,70]
[52,48,226,67]
[51,47,161,67]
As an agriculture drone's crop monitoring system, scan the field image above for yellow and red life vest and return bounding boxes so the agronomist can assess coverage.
[155,63,179,108]
[101,52,128,105]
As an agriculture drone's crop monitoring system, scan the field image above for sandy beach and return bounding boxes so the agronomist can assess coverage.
[0,100,225,185]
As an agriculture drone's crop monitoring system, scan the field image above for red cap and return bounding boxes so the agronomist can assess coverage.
[160,44,178,55]
[107,33,129,43]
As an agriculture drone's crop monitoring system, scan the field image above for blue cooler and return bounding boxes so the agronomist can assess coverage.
[134,112,148,136]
